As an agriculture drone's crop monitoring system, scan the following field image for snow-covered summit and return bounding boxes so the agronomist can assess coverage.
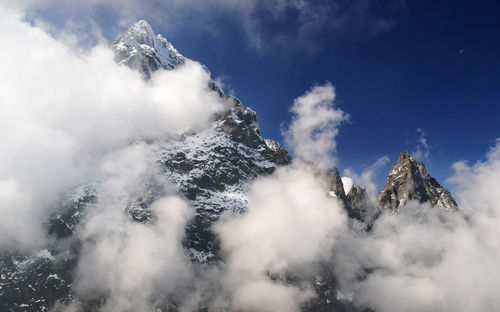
[112,20,185,78]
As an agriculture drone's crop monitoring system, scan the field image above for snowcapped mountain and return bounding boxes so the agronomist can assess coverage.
[0,20,457,312]
[111,20,293,262]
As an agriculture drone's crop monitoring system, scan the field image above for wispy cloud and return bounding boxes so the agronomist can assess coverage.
[413,127,432,161]
[343,155,390,197]
[7,0,404,54]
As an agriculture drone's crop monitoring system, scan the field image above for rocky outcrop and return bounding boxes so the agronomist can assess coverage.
[327,168,347,202]
[345,185,373,222]
[326,168,376,223]
[377,151,457,212]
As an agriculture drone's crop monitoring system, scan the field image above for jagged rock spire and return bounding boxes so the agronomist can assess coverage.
[377,150,457,211]
[327,167,347,201]
[326,168,376,223]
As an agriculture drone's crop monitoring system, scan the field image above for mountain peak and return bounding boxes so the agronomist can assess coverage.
[378,151,457,212]
[132,19,153,30]
[398,150,414,162]
[129,19,155,38]
[112,20,185,79]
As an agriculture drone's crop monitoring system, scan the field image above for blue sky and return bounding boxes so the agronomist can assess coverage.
[21,0,500,190]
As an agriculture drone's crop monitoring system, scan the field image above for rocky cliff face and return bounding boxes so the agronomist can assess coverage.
[377,151,457,212]
[158,97,291,263]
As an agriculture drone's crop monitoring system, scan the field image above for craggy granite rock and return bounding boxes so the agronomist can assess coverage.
[327,168,376,224]
[377,151,457,212]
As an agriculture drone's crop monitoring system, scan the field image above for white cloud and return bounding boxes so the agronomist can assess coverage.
[74,144,194,311]
[5,0,402,54]
[215,162,348,311]
[413,127,431,161]
[283,82,349,170]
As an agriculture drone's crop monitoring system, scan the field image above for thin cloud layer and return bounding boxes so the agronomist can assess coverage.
[5,0,403,54]
[413,127,431,162]
[343,155,390,197]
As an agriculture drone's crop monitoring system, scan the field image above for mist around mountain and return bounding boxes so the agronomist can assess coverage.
[1,11,500,312]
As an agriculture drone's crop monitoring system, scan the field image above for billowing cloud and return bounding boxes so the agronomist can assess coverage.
[73,144,194,311]
[284,82,349,170]
[215,162,348,311]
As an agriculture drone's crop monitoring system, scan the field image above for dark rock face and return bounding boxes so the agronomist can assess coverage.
[327,167,347,202]
[0,189,89,312]
[158,106,289,263]
[326,168,375,223]
[48,186,97,238]
[377,151,457,212]
[346,185,374,222]
[0,252,74,312]
[264,139,292,166]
